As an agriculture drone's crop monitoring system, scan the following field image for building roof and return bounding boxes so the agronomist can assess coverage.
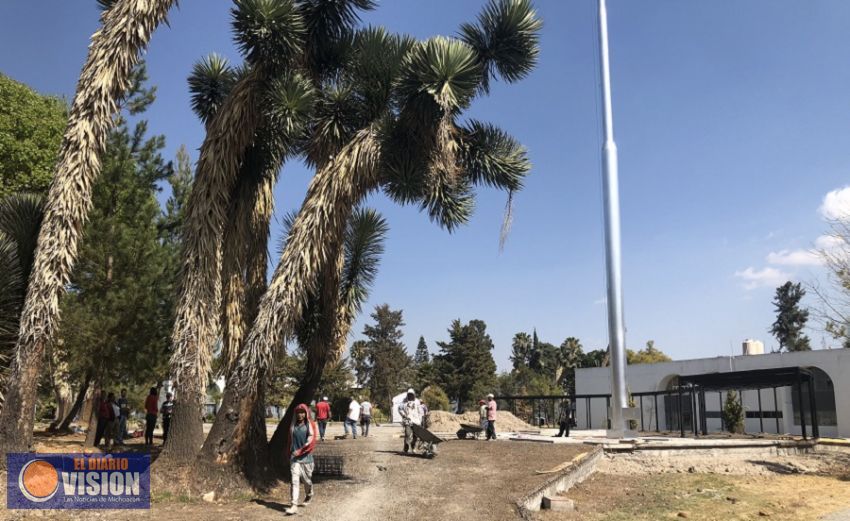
[678,366,813,392]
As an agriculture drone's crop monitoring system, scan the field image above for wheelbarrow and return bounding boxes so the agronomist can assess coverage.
[457,423,484,439]
[410,423,444,458]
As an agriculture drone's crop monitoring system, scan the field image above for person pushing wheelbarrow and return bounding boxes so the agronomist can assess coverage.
[398,388,422,453]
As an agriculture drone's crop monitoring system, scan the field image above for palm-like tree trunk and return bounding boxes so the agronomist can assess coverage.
[222,129,382,462]
[199,164,276,480]
[267,248,348,464]
[0,0,174,457]
[162,69,266,464]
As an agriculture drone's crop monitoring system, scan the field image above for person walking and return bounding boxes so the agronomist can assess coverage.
[486,393,498,440]
[116,388,130,444]
[160,392,174,444]
[359,398,372,437]
[555,400,572,437]
[285,404,317,515]
[143,387,158,446]
[398,388,422,453]
[344,396,360,439]
[315,396,331,441]
[478,399,488,439]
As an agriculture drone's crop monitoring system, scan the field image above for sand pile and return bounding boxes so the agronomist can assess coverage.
[428,410,536,433]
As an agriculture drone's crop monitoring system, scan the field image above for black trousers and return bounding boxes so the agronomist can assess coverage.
[556,420,570,437]
[162,415,172,442]
[145,413,157,444]
[486,420,496,440]
[94,418,108,446]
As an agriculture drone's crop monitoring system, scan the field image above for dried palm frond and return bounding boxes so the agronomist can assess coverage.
[232,128,382,393]
[168,68,265,405]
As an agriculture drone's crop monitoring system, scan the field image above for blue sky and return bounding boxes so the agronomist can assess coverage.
[2,1,850,371]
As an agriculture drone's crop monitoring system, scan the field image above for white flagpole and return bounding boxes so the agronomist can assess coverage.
[597,0,629,437]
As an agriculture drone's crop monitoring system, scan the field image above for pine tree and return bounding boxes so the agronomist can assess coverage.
[770,281,811,352]
[414,336,430,366]
[360,304,413,410]
[57,64,176,437]
[434,319,497,408]
[510,332,532,371]
[413,335,436,391]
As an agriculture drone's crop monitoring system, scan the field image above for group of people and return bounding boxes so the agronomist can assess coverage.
[93,389,130,449]
[343,395,374,439]
[477,393,498,440]
[92,387,174,449]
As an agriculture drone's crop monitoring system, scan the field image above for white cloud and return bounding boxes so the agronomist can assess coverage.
[815,234,842,251]
[765,248,822,267]
[819,186,850,221]
[734,266,792,290]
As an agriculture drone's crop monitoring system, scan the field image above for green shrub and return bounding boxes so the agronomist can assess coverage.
[421,384,450,411]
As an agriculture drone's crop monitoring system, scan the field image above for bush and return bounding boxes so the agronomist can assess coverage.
[421,384,450,411]
[722,390,745,434]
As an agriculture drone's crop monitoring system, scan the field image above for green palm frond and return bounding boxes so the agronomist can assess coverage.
[459,120,529,192]
[347,27,416,117]
[340,207,387,314]
[459,0,542,93]
[0,232,24,350]
[418,173,474,231]
[380,143,428,206]
[263,71,317,145]
[397,36,482,112]
[297,0,375,78]
[187,53,237,126]
[232,0,306,71]
[303,84,362,167]
[0,193,44,285]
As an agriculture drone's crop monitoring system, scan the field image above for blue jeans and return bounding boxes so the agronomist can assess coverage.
[318,420,327,440]
[117,416,127,443]
[361,416,371,437]
[344,418,358,438]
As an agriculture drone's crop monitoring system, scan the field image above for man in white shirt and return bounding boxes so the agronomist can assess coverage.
[345,396,360,439]
[397,388,422,453]
[359,398,373,437]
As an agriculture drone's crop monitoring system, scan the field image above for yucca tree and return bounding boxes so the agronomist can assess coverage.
[163,0,373,463]
[266,208,388,461]
[185,55,313,479]
[0,0,175,456]
[224,0,540,458]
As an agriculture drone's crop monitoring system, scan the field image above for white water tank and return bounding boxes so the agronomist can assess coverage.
[742,339,764,355]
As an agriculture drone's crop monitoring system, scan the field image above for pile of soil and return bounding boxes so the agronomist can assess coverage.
[428,410,536,432]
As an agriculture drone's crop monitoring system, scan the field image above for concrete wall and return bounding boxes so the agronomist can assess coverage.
[575,350,850,437]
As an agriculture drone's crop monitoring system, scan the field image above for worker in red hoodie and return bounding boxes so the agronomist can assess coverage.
[285,403,317,515]
[315,396,331,441]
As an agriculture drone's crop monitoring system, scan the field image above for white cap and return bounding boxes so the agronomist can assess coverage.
[487,393,494,398]
[322,396,328,401]
[407,388,415,394]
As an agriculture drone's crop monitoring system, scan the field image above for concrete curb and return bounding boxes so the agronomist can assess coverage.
[514,447,603,520]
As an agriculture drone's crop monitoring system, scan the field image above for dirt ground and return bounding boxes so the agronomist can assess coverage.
[540,450,850,521]
[1,423,587,521]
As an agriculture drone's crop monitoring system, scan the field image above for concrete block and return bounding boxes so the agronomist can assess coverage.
[541,496,575,511]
